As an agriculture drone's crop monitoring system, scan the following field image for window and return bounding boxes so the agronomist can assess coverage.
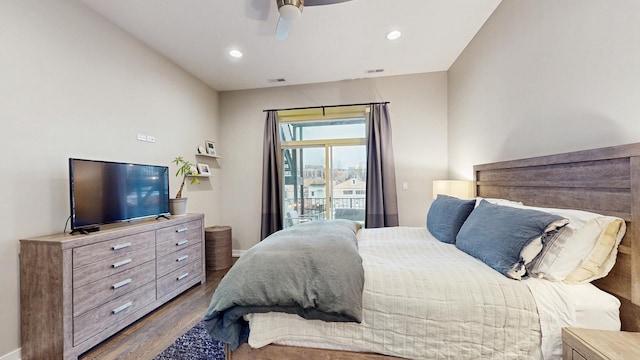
[279,106,368,227]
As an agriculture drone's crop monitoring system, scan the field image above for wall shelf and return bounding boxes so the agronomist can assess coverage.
[196,153,221,159]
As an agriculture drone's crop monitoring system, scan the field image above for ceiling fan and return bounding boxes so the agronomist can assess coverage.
[275,0,353,41]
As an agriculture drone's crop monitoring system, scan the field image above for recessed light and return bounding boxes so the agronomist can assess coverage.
[386,30,402,40]
[229,49,243,58]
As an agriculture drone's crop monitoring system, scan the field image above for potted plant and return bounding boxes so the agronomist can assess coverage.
[170,156,200,215]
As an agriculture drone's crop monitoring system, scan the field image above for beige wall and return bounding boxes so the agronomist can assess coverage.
[448,0,640,179]
[219,73,448,252]
[11,0,637,356]
[0,0,220,356]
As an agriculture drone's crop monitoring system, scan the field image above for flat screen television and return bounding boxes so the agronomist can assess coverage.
[69,158,170,233]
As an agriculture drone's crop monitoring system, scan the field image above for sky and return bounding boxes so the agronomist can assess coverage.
[284,120,366,168]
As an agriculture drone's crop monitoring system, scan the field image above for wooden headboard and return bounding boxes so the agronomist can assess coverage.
[474,142,640,331]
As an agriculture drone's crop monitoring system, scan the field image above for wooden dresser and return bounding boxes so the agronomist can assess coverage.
[20,214,205,360]
[562,327,640,360]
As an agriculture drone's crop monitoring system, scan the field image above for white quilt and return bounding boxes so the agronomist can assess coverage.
[246,227,543,359]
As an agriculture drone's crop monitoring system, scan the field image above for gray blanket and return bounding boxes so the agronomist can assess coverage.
[203,220,364,350]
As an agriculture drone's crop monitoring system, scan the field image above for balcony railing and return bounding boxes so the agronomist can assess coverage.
[284,197,366,225]
[286,197,365,211]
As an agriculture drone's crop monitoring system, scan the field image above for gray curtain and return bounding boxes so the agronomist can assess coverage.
[365,103,399,228]
[260,111,283,239]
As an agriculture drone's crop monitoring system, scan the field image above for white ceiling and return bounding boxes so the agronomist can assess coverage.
[81,0,502,92]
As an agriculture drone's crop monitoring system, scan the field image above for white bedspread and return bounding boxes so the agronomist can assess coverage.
[247,227,543,359]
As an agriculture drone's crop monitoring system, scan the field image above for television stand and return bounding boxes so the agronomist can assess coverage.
[20,214,205,360]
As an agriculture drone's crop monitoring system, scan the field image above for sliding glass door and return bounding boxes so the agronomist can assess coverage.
[281,117,367,228]
[283,146,325,227]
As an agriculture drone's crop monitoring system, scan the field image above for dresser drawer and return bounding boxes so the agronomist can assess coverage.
[73,245,155,288]
[156,234,201,259]
[73,281,155,346]
[73,260,156,317]
[73,231,155,268]
[157,260,202,299]
[156,219,202,253]
[156,243,201,277]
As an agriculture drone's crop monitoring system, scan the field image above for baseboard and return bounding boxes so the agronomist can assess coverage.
[232,249,246,257]
[0,347,20,360]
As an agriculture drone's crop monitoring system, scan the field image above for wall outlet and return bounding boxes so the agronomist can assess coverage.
[146,135,156,143]
[137,133,147,141]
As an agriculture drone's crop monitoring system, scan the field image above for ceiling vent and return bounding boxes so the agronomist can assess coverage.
[365,69,385,74]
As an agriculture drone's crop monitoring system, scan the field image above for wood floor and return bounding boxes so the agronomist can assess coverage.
[79,267,230,360]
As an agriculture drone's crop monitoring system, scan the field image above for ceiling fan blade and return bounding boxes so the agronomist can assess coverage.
[305,0,353,6]
[275,16,293,41]
[247,0,270,21]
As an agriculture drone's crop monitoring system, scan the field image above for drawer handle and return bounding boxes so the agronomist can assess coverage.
[112,242,132,251]
[177,272,189,281]
[175,228,188,233]
[112,278,132,289]
[177,255,189,262]
[112,258,133,268]
[176,240,189,246]
[112,302,132,314]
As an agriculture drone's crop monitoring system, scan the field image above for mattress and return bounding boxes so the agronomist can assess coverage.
[246,226,620,360]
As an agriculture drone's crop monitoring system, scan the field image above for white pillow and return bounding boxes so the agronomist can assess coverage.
[474,197,524,208]
[502,204,626,283]
[564,218,624,283]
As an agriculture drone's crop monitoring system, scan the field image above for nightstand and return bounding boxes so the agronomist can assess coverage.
[562,327,640,359]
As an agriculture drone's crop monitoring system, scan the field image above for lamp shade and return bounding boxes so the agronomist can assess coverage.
[432,180,475,200]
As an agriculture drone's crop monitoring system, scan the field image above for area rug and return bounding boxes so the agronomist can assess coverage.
[154,321,225,360]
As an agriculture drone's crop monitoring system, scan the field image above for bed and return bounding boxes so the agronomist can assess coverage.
[207,142,640,359]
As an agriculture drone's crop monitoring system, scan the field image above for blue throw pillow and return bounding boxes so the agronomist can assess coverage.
[455,200,568,280]
[426,195,476,244]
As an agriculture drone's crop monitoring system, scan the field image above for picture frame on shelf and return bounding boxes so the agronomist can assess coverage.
[205,140,216,156]
[196,163,212,176]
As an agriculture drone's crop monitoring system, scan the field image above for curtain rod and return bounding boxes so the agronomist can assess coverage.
[263,101,389,113]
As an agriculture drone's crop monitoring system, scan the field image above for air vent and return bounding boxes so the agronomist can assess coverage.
[365,69,384,74]
[267,78,286,83]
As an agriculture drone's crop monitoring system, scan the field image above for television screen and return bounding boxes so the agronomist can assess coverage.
[69,158,170,232]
